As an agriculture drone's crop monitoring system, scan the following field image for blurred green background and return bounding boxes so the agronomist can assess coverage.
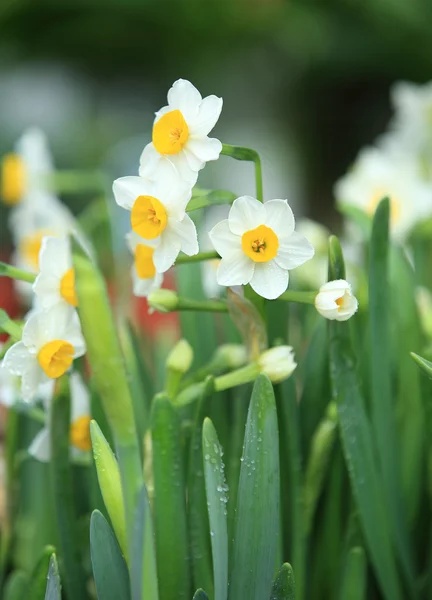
[1,0,432,241]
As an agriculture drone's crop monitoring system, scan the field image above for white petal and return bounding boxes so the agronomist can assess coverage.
[132,269,163,297]
[216,252,254,286]
[32,274,62,310]
[3,342,33,375]
[167,79,201,122]
[21,362,46,402]
[188,95,223,137]
[153,230,181,273]
[70,372,91,421]
[126,230,159,254]
[168,152,199,185]
[208,220,242,258]
[169,214,199,256]
[264,200,295,238]
[112,176,153,211]
[29,428,51,462]
[229,196,266,235]
[182,146,205,171]
[38,236,71,277]
[274,232,315,270]
[186,137,222,163]
[250,261,289,300]
[139,143,164,179]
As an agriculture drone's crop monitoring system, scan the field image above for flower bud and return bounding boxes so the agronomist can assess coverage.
[258,346,297,383]
[166,339,193,374]
[213,344,247,370]
[314,279,358,321]
[147,289,179,313]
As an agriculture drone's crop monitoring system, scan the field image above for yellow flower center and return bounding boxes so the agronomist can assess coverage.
[241,224,279,263]
[60,268,78,306]
[367,191,401,224]
[19,230,51,270]
[37,340,74,379]
[131,195,167,240]
[336,295,344,311]
[135,244,156,279]
[1,153,26,205]
[152,109,189,155]
[70,415,92,451]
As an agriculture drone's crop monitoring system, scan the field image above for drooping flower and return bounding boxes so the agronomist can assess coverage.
[126,231,163,297]
[208,195,315,300]
[1,128,54,206]
[33,236,78,309]
[29,372,91,462]
[113,165,198,272]
[314,280,358,321]
[2,305,86,401]
[140,79,223,185]
[334,147,432,240]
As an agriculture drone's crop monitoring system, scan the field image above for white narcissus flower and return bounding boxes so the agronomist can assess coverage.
[258,346,297,383]
[140,79,223,185]
[113,165,198,272]
[314,280,358,321]
[334,147,432,240]
[33,236,78,309]
[2,305,86,401]
[1,127,54,206]
[209,196,315,300]
[126,231,163,297]
[29,372,91,462]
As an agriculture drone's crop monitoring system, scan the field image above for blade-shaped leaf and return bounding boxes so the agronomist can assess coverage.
[411,352,432,379]
[130,486,159,600]
[338,547,366,600]
[202,418,228,600]
[28,545,56,600]
[192,590,210,600]
[270,563,295,600]
[90,510,130,600]
[4,571,29,600]
[229,374,280,600]
[44,555,61,600]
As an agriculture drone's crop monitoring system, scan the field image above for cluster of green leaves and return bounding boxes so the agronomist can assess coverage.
[0,197,431,600]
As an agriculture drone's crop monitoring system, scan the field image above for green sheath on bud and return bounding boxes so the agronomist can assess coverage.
[90,420,127,560]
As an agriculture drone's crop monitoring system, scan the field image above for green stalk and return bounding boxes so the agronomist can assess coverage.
[221,144,263,203]
[176,251,220,265]
[277,290,317,305]
[186,189,236,212]
[0,310,23,341]
[0,262,36,284]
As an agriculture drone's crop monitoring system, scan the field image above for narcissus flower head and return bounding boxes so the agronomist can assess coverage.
[33,236,78,309]
[140,79,223,185]
[2,306,86,401]
[126,231,163,297]
[113,166,198,272]
[209,196,314,300]
[258,345,297,383]
[29,372,92,462]
[315,280,358,321]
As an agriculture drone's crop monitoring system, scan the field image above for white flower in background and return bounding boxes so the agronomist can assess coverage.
[209,196,315,300]
[1,128,54,206]
[0,351,19,407]
[29,372,91,462]
[335,147,432,240]
[2,305,86,401]
[126,231,163,297]
[33,236,78,309]
[292,219,329,289]
[258,346,297,383]
[314,280,358,321]
[389,81,432,152]
[140,79,223,185]
[113,164,198,272]
[200,205,230,298]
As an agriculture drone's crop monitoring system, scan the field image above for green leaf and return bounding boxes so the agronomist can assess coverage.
[338,547,366,600]
[202,418,228,600]
[369,198,416,595]
[192,590,209,600]
[270,563,295,600]
[44,555,61,600]
[411,352,432,379]
[151,394,191,600]
[28,545,56,600]
[328,236,403,600]
[188,379,215,598]
[90,510,130,600]
[4,571,29,600]
[50,376,89,600]
[130,486,159,600]
[229,374,280,600]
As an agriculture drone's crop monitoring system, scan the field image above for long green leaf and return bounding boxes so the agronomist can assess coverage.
[130,486,159,600]
[4,571,29,600]
[151,394,191,600]
[369,198,416,595]
[411,353,432,379]
[338,547,366,600]
[202,417,228,600]
[90,510,130,600]
[28,545,56,600]
[328,236,402,600]
[192,590,210,600]
[229,374,280,600]
[270,563,295,600]
[44,555,61,600]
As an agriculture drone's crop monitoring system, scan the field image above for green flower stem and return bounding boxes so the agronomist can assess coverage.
[0,310,23,341]
[176,251,220,265]
[187,188,237,212]
[0,261,36,284]
[149,290,228,314]
[178,297,228,313]
[277,290,317,305]
[44,170,108,194]
[165,369,184,399]
[221,144,263,203]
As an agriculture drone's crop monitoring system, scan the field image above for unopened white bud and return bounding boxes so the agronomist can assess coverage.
[314,280,358,322]
[258,346,297,384]
[166,339,193,374]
